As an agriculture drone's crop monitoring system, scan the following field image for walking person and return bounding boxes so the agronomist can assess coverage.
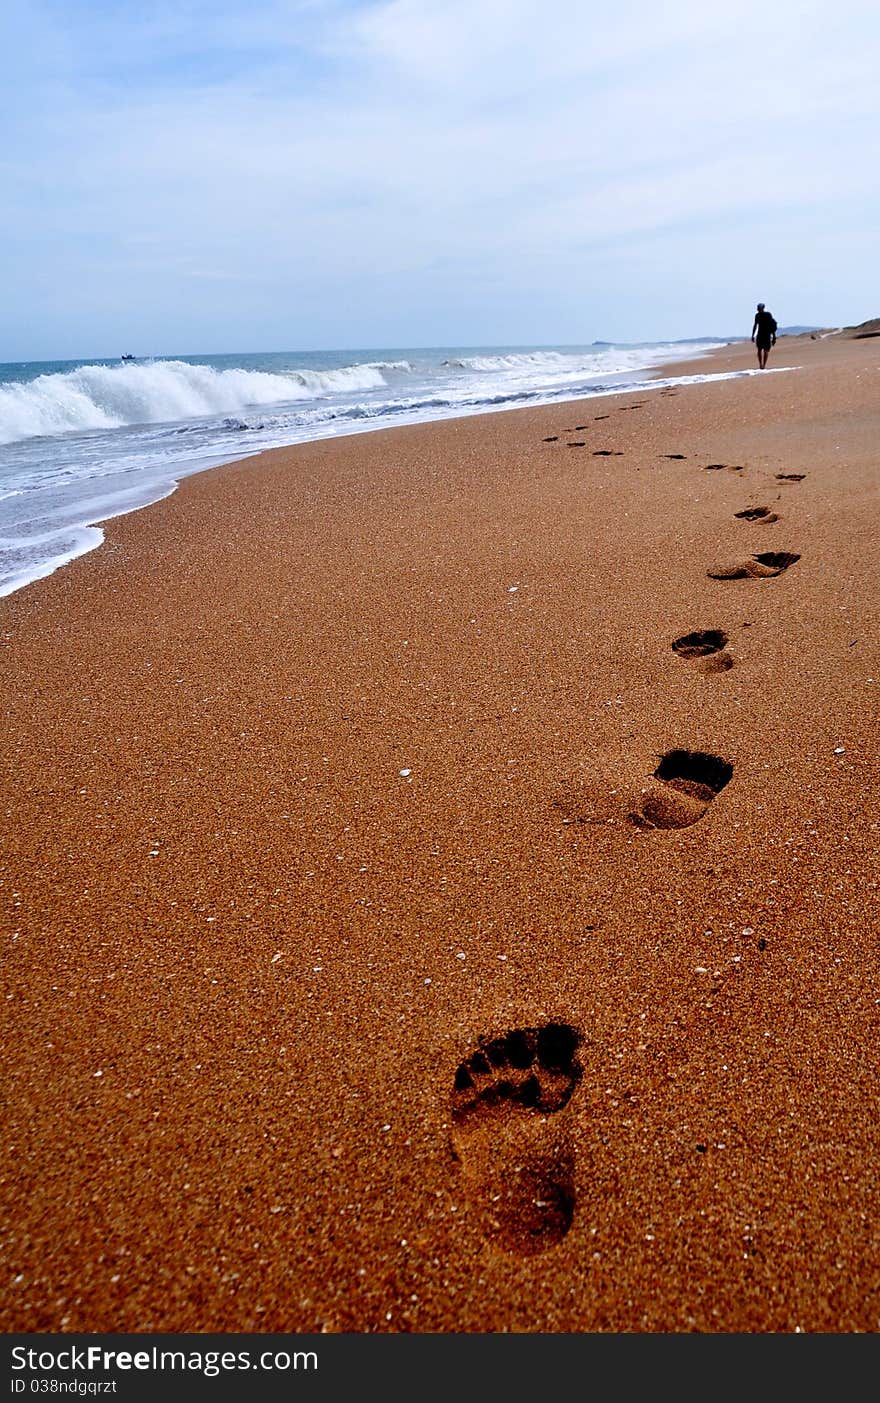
[752,302,777,369]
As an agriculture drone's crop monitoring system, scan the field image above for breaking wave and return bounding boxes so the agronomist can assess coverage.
[442,344,721,375]
[0,359,397,446]
[443,351,574,371]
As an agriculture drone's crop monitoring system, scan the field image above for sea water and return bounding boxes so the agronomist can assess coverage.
[0,341,731,597]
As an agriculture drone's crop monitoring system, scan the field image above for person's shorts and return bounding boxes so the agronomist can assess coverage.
[756,336,773,350]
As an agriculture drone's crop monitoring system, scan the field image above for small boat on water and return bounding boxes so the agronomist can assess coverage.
[120,354,136,361]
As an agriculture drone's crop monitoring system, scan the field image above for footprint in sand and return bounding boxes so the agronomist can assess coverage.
[567,441,587,447]
[451,1023,582,1255]
[594,414,610,420]
[704,463,726,470]
[671,629,734,673]
[776,472,806,482]
[593,449,623,456]
[734,506,779,523]
[632,749,733,830]
[542,435,559,442]
[663,453,687,459]
[708,551,800,580]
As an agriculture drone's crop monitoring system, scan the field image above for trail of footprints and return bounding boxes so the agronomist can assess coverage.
[453,416,808,1255]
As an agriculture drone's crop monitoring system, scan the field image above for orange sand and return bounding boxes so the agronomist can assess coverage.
[2,331,879,1332]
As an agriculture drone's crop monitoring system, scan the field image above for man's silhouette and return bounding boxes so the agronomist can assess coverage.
[752,302,777,369]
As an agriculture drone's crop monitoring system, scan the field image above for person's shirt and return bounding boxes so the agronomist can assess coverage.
[753,309,777,337]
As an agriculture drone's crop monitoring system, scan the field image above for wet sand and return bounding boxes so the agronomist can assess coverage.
[2,330,879,1332]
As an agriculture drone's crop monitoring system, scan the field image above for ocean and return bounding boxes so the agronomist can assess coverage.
[0,340,732,598]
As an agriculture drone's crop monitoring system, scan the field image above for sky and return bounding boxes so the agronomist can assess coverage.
[2,0,879,360]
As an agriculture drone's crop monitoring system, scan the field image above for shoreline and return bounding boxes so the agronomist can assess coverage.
[0,341,732,602]
[2,329,880,1332]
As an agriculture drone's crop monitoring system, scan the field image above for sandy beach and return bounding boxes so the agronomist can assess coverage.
[2,329,879,1333]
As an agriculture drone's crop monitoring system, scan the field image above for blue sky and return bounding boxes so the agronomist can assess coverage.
[2,0,878,359]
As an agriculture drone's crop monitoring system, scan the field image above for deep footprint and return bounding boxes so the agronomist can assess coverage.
[542,435,559,442]
[734,506,779,523]
[663,453,687,459]
[672,628,727,657]
[632,749,733,830]
[451,1023,582,1255]
[672,629,734,671]
[708,551,800,580]
[776,472,806,481]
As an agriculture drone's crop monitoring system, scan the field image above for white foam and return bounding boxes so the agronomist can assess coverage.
[0,525,106,598]
[0,477,183,598]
